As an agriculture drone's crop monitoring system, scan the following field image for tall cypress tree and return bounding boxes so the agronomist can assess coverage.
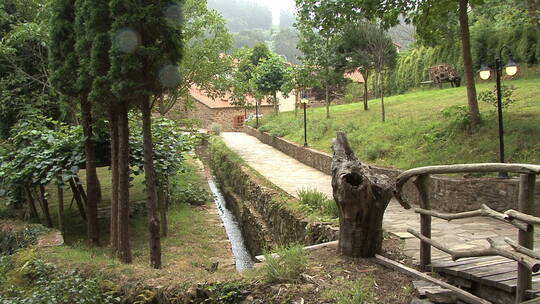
[50,0,101,246]
[85,0,118,252]
[109,0,183,268]
[74,0,101,246]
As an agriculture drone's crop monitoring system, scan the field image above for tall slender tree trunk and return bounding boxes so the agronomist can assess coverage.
[141,97,162,269]
[325,80,330,119]
[294,89,299,117]
[109,107,119,251]
[380,71,386,122]
[81,96,100,245]
[274,92,279,114]
[374,71,379,99]
[38,185,53,227]
[458,0,481,126]
[363,71,369,111]
[25,186,39,220]
[157,186,168,237]
[117,103,132,263]
[57,184,64,233]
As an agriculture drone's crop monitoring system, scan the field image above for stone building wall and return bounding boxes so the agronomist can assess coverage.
[244,126,540,215]
[182,101,274,132]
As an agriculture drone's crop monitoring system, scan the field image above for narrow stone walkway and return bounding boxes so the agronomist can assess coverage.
[221,132,538,261]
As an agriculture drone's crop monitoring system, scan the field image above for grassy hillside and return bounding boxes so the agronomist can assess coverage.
[253,78,540,170]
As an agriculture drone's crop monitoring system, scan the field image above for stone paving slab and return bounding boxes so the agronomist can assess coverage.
[221,132,540,262]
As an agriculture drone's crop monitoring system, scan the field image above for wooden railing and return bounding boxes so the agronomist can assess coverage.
[394,163,540,304]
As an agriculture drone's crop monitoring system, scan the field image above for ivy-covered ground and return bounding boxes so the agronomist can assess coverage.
[1,157,241,303]
[253,77,540,170]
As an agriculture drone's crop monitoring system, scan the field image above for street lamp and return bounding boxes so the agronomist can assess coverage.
[255,99,259,128]
[478,50,518,178]
[301,95,309,147]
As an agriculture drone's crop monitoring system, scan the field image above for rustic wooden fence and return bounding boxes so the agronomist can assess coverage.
[394,163,540,304]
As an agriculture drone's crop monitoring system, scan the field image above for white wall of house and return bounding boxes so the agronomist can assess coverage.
[277,92,296,112]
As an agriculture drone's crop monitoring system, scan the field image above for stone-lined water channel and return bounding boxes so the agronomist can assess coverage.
[207,176,254,271]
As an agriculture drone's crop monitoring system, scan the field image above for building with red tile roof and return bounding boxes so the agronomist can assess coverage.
[183,86,274,131]
[343,69,365,83]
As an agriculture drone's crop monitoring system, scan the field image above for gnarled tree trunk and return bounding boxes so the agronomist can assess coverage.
[331,132,393,257]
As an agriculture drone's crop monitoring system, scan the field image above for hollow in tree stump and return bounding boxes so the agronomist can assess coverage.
[332,132,394,257]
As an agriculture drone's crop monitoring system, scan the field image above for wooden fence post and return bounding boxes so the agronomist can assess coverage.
[414,174,431,270]
[516,173,536,303]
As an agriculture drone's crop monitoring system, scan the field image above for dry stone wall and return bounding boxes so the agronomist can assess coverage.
[207,139,338,256]
[244,126,540,215]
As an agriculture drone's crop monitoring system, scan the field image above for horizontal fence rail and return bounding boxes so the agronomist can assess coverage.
[394,163,539,303]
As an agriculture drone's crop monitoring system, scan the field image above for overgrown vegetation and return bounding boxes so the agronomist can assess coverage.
[0,224,49,255]
[170,161,211,206]
[324,277,377,304]
[1,250,120,304]
[260,245,307,283]
[297,188,339,219]
[253,78,540,169]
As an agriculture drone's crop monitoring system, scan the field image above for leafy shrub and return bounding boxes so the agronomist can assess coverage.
[342,83,364,104]
[204,281,250,304]
[209,123,222,135]
[441,105,471,133]
[297,188,339,218]
[262,245,307,283]
[268,125,289,137]
[0,255,10,285]
[0,224,49,255]
[311,119,333,142]
[1,252,120,304]
[173,183,211,206]
[478,85,517,110]
[365,143,390,161]
[330,277,376,304]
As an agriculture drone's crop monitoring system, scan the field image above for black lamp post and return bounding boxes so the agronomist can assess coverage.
[301,93,309,147]
[255,99,259,128]
[479,49,518,178]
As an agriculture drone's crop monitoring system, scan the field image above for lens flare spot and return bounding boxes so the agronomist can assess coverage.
[158,65,181,88]
[164,3,183,26]
[113,28,140,53]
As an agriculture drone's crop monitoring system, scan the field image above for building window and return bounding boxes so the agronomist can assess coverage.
[233,115,245,128]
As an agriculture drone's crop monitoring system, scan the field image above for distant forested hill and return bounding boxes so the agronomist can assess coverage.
[208,0,272,32]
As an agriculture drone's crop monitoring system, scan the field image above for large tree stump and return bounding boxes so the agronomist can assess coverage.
[332,132,393,257]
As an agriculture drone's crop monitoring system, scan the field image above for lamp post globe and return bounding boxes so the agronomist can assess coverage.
[505,59,518,76]
[479,65,491,80]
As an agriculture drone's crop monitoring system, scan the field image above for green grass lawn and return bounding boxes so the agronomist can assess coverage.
[255,78,540,170]
[37,157,239,288]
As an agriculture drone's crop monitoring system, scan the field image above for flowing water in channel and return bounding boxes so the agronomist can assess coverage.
[207,177,254,271]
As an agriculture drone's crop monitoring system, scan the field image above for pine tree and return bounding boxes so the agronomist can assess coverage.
[49,0,101,246]
[109,0,183,268]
